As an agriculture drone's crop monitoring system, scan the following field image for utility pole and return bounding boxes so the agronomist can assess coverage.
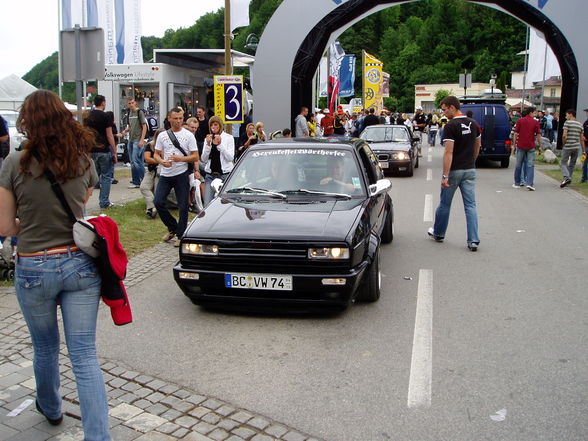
[224,0,232,75]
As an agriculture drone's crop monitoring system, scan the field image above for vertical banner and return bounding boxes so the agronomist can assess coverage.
[87,0,117,65]
[382,72,390,98]
[230,0,250,32]
[338,55,356,98]
[214,75,245,124]
[363,51,384,114]
[115,0,143,64]
[61,0,85,28]
[328,41,345,113]
[319,56,328,98]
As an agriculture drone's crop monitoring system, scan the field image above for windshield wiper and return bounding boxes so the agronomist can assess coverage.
[225,187,286,199]
[282,189,351,200]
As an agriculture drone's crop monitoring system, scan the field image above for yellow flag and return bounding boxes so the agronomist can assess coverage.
[363,51,384,114]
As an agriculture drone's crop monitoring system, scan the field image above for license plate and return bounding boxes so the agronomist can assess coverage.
[225,273,293,291]
[379,161,389,169]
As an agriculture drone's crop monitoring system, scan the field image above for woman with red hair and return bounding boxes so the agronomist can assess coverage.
[0,90,111,440]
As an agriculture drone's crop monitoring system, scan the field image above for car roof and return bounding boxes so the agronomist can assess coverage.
[252,137,359,151]
[0,110,18,115]
[363,124,408,128]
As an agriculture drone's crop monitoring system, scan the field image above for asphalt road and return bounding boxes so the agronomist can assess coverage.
[97,146,588,441]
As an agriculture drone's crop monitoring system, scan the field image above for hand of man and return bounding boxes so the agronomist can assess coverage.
[441,177,450,188]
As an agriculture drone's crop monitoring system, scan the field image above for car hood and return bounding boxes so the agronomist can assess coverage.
[185,197,364,241]
[368,141,412,152]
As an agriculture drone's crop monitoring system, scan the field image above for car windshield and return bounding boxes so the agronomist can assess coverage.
[0,113,17,127]
[223,148,365,197]
[361,126,409,142]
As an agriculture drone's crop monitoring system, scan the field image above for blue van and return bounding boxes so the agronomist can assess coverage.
[461,102,512,168]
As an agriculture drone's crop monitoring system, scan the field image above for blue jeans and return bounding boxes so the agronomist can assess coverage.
[514,148,536,186]
[204,172,230,206]
[92,152,113,208]
[428,130,437,145]
[15,250,111,441]
[154,171,190,237]
[433,168,479,244]
[128,141,145,185]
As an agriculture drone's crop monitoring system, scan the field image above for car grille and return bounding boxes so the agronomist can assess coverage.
[181,240,350,273]
[377,153,390,161]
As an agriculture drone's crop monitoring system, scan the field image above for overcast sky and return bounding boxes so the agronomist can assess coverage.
[2,0,225,79]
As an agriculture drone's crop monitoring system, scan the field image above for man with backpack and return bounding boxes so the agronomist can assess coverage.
[123,98,148,188]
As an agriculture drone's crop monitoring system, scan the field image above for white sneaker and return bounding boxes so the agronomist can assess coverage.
[526,185,535,191]
[512,184,520,188]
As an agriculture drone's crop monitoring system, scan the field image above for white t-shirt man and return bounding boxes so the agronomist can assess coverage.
[155,128,198,177]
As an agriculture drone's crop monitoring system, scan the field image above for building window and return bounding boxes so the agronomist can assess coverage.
[550,88,556,97]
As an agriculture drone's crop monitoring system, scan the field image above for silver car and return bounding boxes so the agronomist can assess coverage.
[0,110,26,154]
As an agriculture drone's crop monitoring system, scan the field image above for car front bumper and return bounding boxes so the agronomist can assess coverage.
[173,261,369,311]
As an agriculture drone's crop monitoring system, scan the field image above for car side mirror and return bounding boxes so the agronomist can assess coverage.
[369,179,392,196]
[211,178,224,196]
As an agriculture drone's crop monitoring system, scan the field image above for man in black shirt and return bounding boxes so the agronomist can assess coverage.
[428,96,481,251]
[84,95,117,208]
[363,108,380,129]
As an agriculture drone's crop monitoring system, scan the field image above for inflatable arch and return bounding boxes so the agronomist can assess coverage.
[253,0,583,133]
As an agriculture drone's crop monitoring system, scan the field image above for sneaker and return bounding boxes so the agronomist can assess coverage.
[36,399,63,426]
[112,179,118,184]
[512,183,520,188]
[560,178,572,188]
[100,202,116,209]
[519,183,525,187]
[162,231,176,242]
[128,184,140,189]
[173,239,181,247]
[188,204,200,214]
[467,242,479,252]
[427,227,444,243]
[526,185,535,191]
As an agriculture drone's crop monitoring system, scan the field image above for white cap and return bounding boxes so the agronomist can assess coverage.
[416,106,423,111]
[323,109,330,114]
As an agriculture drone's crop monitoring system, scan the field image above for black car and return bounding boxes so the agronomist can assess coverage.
[360,124,419,176]
[173,138,394,312]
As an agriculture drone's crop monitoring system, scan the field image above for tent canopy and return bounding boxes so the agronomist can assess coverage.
[0,75,37,110]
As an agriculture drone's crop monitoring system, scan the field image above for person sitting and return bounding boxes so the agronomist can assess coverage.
[320,157,355,193]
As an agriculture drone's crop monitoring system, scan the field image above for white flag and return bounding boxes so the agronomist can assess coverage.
[115,0,143,64]
[61,0,85,29]
[87,0,117,65]
[319,56,328,97]
[230,0,250,32]
[527,28,560,83]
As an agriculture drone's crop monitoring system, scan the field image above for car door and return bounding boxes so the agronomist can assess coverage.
[357,142,386,236]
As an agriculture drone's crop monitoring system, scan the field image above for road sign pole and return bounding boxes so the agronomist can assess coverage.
[74,25,83,119]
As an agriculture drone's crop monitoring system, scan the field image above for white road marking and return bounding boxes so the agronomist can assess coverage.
[408,269,433,409]
[428,147,433,153]
[427,169,432,181]
[423,194,433,222]
[428,154,432,162]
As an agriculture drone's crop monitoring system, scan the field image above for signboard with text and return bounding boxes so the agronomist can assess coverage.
[214,75,244,124]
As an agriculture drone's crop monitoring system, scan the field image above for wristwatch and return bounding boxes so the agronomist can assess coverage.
[442,175,449,179]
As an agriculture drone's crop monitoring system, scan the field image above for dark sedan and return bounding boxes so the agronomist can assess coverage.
[173,138,394,312]
[360,125,419,176]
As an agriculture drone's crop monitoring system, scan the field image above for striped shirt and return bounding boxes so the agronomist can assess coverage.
[563,119,583,149]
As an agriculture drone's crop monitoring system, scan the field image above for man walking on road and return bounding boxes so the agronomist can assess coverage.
[581,107,588,183]
[124,98,148,188]
[428,96,481,251]
[512,106,541,191]
[84,95,117,209]
[154,108,199,247]
[294,106,309,137]
[559,109,585,188]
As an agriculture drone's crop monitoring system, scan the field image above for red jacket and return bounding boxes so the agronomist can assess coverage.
[88,216,132,326]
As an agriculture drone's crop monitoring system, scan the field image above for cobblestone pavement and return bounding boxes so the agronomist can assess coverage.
[0,194,324,440]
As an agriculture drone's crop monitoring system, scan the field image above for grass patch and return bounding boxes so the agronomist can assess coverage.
[114,168,132,180]
[540,168,588,197]
[99,199,197,258]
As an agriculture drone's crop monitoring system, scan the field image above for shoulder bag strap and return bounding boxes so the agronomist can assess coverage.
[33,151,77,224]
[166,129,189,158]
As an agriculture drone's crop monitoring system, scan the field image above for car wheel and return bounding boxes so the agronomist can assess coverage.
[414,153,419,169]
[381,208,393,244]
[500,157,510,168]
[356,250,381,303]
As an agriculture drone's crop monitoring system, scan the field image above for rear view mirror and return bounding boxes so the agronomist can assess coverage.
[369,179,392,196]
[211,178,224,196]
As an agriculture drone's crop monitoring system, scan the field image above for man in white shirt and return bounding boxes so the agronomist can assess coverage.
[154,107,199,246]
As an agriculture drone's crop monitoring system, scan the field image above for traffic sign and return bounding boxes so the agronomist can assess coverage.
[214,75,244,124]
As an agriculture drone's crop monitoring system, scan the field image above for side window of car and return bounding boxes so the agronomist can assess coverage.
[358,144,379,184]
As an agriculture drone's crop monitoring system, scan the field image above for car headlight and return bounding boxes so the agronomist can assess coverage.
[308,247,350,260]
[182,243,219,256]
[393,152,407,160]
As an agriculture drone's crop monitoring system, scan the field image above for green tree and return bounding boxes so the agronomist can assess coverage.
[435,89,451,108]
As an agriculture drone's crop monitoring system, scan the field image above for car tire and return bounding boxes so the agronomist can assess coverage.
[356,250,380,303]
[500,157,510,168]
[381,208,393,244]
